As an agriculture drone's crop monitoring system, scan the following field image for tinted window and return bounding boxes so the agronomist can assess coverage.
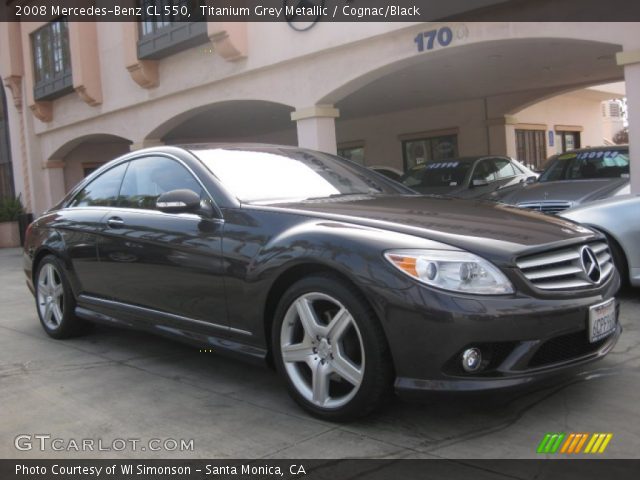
[539,149,629,182]
[68,163,128,208]
[402,161,471,188]
[118,156,205,209]
[195,148,410,204]
[494,159,516,178]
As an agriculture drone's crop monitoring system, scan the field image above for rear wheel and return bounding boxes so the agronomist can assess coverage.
[35,255,89,338]
[272,274,393,421]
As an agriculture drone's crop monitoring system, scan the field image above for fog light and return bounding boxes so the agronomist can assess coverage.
[462,348,482,373]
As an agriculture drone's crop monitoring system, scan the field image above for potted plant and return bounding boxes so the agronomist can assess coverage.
[0,194,24,248]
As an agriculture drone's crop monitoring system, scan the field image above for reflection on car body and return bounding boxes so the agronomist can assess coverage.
[24,144,621,420]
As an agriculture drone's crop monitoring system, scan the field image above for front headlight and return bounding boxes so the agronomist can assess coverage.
[384,249,514,295]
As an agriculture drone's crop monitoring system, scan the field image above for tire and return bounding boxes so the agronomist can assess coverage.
[34,255,89,339]
[272,273,393,421]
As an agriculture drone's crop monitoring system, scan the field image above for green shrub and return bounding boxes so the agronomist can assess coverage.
[0,195,24,223]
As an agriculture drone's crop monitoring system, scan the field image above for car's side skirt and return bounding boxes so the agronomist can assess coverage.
[75,295,268,365]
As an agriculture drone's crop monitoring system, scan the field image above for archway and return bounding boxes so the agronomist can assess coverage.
[48,134,132,192]
[145,100,296,146]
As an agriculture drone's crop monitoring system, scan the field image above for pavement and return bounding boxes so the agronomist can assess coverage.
[1,247,638,459]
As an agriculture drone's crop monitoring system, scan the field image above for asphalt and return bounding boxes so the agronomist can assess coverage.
[1,247,638,459]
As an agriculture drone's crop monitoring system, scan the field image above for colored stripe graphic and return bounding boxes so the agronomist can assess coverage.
[538,433,613,454]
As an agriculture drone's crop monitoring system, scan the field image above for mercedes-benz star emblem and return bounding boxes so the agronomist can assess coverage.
[580,246,601,284]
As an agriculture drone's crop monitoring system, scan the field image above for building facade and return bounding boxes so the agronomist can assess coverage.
[1,18,639,215]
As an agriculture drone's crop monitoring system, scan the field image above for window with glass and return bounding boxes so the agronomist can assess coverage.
[472,158,517,182]
[539,148,629,182]
[69,163,129,208]
[194,148,409,204]
[337,146,365,165]
[31,18,73,101]
[402,135,458,171]
[515,129,546,170]
[118,157,205,209]
[138,0,207,60]
[555,131,581,153]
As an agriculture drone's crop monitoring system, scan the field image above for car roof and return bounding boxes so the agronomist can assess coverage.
[553,145,628,155]
[178,142,307,154]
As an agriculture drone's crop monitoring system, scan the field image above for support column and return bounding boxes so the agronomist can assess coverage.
[485,115,517,156]
[42,162,66,207]
[291,105,339,155]
[617,49,640,194]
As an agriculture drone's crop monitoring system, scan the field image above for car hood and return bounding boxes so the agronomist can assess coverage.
[264,195,597,262]
[500,178,629,206]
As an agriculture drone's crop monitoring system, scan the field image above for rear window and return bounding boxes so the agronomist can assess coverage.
[539,149,629,182]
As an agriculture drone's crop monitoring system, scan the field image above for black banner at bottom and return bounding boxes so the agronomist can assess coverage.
[1,459,639,480]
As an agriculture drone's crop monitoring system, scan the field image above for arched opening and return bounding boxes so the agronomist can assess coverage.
[48,134,133,192]
[0,86,14,199]
[322,37,624,172]
[146,100,296,146]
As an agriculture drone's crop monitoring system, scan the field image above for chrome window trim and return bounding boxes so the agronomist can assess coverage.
[66,152,223,218]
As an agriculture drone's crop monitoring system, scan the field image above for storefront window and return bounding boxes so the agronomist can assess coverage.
[402,135,458,170]
[516,129,547,171]
[555,131,581,153]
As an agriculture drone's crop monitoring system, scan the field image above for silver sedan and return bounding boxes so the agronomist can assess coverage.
[560,194,640,287]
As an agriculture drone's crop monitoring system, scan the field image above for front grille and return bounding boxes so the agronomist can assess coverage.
[528,330,608,368]
[516,241,614,290]
[517,201,572,214]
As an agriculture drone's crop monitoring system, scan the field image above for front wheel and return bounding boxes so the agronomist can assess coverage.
[272,274,393,421]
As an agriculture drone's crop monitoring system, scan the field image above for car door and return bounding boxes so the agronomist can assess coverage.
[59,162,129,296]
[94,155,228,329]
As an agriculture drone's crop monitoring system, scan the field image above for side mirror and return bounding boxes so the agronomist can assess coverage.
[525,176,537,184]
[472,178,489,187]
[156,189,201,214]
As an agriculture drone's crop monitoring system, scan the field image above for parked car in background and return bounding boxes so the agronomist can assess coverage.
[369,165,404,182]
[560,194,640,287]
[496,146,630,214]
[400,156,537,198]
[24,145,620,420]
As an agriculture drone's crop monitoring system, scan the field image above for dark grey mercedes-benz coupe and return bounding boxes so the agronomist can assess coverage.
[24,145,621,420]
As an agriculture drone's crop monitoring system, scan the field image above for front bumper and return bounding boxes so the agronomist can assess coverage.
[368,268,621,394]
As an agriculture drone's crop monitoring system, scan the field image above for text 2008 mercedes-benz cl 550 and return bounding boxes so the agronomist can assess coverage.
[24,145,621,420]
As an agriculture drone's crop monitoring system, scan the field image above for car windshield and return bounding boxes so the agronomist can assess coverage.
[401,161,471,188]
[538,149,629,182]
[193,148,411,203]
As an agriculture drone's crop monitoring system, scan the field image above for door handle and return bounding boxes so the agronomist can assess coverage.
[107,216,125,228]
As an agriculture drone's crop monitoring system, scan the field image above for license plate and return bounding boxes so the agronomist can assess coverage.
[588,298,617,343]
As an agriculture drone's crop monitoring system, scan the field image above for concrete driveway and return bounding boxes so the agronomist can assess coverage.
[1,247,638,459]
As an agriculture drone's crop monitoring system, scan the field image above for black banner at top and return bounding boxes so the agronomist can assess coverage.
[1,0,640,22]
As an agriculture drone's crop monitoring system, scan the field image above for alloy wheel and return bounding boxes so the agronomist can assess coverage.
[280,292,365,409]
[37,263,64,330]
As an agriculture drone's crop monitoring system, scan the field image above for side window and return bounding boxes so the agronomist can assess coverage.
[68,162,128,208]
[494,159,516,179]
[118,156,205,210]
[472,160,496,182]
